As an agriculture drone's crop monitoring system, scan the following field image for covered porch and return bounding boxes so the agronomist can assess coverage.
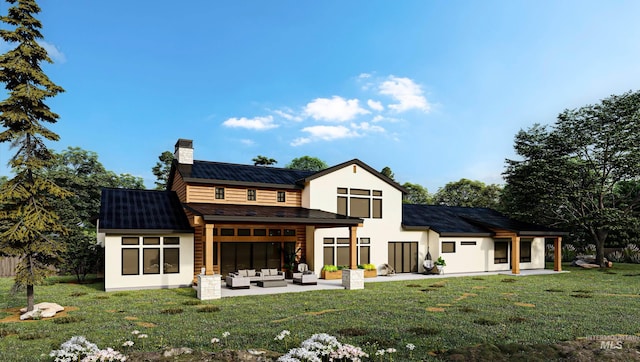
[492,230,564,274]
[183,203,363,281]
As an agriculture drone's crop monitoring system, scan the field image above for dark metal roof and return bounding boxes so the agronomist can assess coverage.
[99,188,193,233]
[185,203,363,227]
[402,204,565,236]
[179,160,316,187]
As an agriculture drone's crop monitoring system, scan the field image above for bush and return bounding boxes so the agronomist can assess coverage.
[322,265,338,272]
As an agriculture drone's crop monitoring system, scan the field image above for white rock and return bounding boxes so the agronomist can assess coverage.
[19,302,64,320]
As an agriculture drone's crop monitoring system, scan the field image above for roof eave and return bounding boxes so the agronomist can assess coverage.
[98,228,194,235]
[201,215,362,226]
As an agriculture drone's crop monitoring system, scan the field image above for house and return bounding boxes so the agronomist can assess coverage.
[97,139,564,291]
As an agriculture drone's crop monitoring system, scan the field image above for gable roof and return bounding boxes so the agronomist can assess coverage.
[302,159,407,193]
[170,160,316,189]
[99,188,193,233]
[402,204,565,237]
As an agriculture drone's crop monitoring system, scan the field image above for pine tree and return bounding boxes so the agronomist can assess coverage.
[0,0,67,312]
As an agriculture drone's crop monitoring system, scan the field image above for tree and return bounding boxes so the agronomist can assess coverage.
[45,147,144,281]
[0,0,66,311]
[381,166,395,180]
[433,179,502,208]
[152,151,173,190]
[502,91,640,266]
[285,156,328,171]
[402,182,432,204]
[253,155,277,166]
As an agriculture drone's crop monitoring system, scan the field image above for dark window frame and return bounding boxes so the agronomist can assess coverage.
[247,189,257,201]
[441,241,456,253]
[215,187,225,199]
[122,249,139,275]
[277,191,286,203]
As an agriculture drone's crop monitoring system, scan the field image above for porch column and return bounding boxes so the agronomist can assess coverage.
[205,224,215,275]
[349,226,358,269]
[511,235,520,274]
[554,237,562,272]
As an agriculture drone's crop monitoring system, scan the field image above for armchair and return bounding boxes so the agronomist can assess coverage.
[292,263,318,285]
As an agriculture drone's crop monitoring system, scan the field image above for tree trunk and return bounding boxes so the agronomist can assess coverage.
[27,284,34,312]
[594,229,608,267]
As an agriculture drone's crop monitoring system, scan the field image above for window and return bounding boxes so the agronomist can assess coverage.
[350,198,370,218]
[143,248,160,274]
[163,248,180,273]
[215,187,225,199]
[269,229,282,236]
[337,196,348,215]
[237,228,251,236]
[336,187,383,219]
[122,237,139,245]
[122,249,139,275]
[442,241,456,253]
[164,237,179,245]
[122,236,180,276]
[323,237,371,266]
[247,189,256,201]
[461,241,477,246]
[372,199,382,218]
[143,237,160,245]
[253,229,267,236]
[277,191,286,203]
[520,239,532,262]
[220,228,235,236]
[495,241,509,264]
[284,229,296,236]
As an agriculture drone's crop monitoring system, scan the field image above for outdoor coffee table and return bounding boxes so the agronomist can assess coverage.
[257,280,287,288]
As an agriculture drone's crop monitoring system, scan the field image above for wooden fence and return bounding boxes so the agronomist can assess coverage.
[0,256,20,277]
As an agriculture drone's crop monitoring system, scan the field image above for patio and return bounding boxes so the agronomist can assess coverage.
[216,269,566,298]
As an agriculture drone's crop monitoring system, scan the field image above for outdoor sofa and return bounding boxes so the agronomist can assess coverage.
[225,268,285,288]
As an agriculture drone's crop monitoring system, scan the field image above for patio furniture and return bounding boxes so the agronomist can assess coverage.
[230,269,261,283]
[293,263,318,285]
[257,279,287,288]
[257,268,285,281]
[225,274,250,289]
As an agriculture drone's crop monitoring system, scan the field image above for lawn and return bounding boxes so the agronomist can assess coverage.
[1,264,639,361]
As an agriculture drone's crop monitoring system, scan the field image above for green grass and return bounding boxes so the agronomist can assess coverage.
[1,264,640,361]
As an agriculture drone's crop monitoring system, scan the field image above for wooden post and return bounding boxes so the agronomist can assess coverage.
[349,226,358,269]
[205,224,215,275]
[511,235,520,274]
[554,237,562,272]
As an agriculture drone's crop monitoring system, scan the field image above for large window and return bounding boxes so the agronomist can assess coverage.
[388,241,418,273]
[121,236,180,276]
[494,240,509,264]
[336,188,383,219]
[323,237,371,267]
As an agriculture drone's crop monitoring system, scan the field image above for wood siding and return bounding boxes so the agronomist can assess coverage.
[186,184,302,207]
[171,172,187,202]
[0,257,20,277]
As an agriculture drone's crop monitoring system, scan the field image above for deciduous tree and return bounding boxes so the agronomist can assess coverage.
[381,166,395,180]
[402,182,432,204]
[433,178,502,208]
[285,156,328,171]
[502,91,640,266]
[0,0,66,311]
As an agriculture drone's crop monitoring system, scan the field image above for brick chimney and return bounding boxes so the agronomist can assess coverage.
[174,139,193,165]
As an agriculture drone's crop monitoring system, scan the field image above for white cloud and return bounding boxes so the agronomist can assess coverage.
[39,41,66,63]
[371,115,385,122]
[304,96,370,122]
[240,139,255,146]
[222,115,278,130]
[290,137,311,147]
[367,99,384,112]
[379,76,430,112]
[351,122,385,133]
[273,108,303,122]
[301,125,359,140]
[358,73,372,79]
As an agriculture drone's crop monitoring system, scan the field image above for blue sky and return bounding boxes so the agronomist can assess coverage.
[1,1,640,192]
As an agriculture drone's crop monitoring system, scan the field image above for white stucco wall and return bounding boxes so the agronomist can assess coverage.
[103,233,194,291]
[303,162,410,271]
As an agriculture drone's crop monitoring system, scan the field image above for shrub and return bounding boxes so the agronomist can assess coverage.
[561,244,577,262]
[322,265,338,272]
[608,250,625,263]
[50,336,127,362]
[622,244,640,263]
